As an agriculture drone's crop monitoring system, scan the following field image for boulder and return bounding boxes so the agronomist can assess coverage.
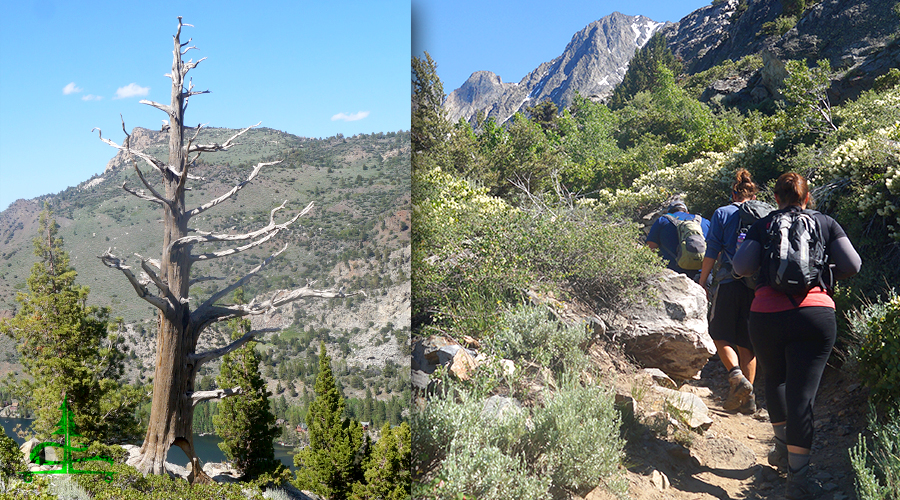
[412,335,475,374]
[650,386,714,431]
[449,348,478,380]
[612,270,715,381]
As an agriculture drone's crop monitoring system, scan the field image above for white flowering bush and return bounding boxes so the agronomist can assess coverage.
[594,151,735,218]
[819,123,900,240]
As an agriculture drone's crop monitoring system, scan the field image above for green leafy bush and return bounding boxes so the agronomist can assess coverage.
[414,166,662,340]
[853,291,900,409]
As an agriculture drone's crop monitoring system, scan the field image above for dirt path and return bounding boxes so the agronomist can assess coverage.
[587,358,869,500]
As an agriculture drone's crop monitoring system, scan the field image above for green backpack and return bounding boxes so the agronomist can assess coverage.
[663,214,706,271]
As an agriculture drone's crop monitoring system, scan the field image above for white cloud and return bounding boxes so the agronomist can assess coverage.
[331,111,370,122]
[114,83,150,99]
[63,82,82,95]
[82,94,102,101]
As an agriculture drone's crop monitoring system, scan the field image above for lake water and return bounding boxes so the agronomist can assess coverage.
[1,418,296,472]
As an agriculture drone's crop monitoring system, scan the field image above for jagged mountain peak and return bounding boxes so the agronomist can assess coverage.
[445,12,671,125]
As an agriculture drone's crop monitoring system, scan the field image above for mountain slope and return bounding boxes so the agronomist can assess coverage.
[0,127,411,400]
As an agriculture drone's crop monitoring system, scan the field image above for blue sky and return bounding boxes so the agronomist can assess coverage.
[0,1,410,211]
[413,0,712,92]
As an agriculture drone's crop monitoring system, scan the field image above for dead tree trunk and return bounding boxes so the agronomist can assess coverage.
[95,18,352,479]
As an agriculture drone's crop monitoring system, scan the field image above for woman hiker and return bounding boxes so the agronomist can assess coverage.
[733,172,861,499]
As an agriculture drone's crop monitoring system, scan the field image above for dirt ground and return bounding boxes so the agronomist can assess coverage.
[585,354,870,500]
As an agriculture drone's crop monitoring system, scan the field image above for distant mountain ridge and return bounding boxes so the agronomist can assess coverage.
[444,12,669,125]
[444,0,899,123]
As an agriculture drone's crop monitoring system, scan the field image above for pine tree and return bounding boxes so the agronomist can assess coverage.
[212,289,283,480]
[608,32,683,110]
[0,206,140,442]
[294,342,364,499]
[350,422,411,500]
[412,51,449,155]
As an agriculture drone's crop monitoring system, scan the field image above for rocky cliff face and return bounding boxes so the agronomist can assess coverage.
[665,0,900,103]
[444,12,669,125]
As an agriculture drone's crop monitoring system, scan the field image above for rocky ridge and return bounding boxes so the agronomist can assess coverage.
[444,12,669,125]
[443,0,899,122]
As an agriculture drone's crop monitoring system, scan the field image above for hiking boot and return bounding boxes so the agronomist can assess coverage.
[723,373,753,411]
[768,437,788,470]
[739,393,757,415]
[785,464,822,499]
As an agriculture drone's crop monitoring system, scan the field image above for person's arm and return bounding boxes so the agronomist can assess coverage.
[732,240,761,277]
[830,236,862,280]
[698,256,717,295]
[647,241,659,250]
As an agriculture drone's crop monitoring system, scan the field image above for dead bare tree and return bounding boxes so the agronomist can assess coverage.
[94,18,351,480]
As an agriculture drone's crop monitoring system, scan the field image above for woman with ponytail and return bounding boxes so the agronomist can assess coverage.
[698,168,767,414]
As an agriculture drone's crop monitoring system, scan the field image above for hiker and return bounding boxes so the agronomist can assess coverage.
[646,199,710,281]
[698,169,770,415]
[732,172,861,500]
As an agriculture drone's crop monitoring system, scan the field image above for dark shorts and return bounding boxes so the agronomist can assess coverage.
[709,280,755,350]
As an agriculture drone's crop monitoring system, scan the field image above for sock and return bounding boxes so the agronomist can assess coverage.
[728,366,743,379]
[772,424,786,444]
[788,451,810,473]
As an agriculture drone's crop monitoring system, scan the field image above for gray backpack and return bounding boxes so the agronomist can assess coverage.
[762,209,828,300]
[730,200,773,288]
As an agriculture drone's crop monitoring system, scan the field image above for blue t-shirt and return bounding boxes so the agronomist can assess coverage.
[705,203,742,283]
[647,211,711,274]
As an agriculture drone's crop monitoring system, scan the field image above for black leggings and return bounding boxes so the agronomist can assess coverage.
[749,307,836,450]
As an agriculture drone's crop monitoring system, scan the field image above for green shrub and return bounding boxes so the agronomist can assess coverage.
[853,291,900,409]
[412,377,626,499]
[414,166,662,340]
[850,408,900,499]
[412,386,546,499]
[874,68,900,92]
[49,476,92,500]
[491,303,588,371]
[527,378,626,495]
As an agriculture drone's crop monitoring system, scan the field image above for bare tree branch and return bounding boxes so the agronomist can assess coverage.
[186,160,283,218]
[187,387,242,406]
[189,327,280,367]
[192,285,357,335]
[181,202,312,261]
[139,100,174,116]
[120,117,173,207]
[92,127,168,176]
[197,243,288,312]
[188,276,225,287]
[188,122,260,154]
[98,249,171,313]
[122,183,167,206]
[134,254,161,270]
[139,258,179,305]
